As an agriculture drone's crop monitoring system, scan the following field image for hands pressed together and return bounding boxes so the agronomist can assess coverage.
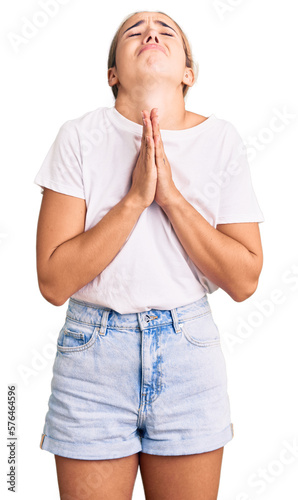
[130,108,180,210]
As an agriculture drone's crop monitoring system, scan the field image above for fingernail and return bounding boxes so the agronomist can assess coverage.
[141,111,145,119]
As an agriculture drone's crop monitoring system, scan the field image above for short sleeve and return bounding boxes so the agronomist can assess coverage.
[33,121,85,199]
[216,123,264,225]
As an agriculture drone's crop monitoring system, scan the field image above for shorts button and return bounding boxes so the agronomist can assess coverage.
[144,314,150,322]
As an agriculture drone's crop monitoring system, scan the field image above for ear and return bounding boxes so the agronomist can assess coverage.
[182,68,195,88]
[107,67,119,87]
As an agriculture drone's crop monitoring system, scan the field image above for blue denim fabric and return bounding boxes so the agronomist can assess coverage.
[40,294,234,459]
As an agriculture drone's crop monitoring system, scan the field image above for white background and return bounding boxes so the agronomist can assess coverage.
[1,0,298,498]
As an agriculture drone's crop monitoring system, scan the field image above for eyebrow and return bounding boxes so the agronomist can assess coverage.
[122,20,178,37]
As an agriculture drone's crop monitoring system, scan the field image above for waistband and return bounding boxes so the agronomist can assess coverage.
[66,295,211,334]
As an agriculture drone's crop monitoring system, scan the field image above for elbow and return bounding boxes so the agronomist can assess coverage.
[228,256,263,302]
[38,279,67,307]
[229,278,259,303]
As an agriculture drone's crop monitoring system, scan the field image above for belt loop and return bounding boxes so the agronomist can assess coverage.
[137,312,144,331]
[170,307,181,333]
[99,309,110,336]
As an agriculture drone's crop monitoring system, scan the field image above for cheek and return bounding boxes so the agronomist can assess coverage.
[115,45,132,72]
[168,43,186,65]
[177,46,187,66]
[114,48,126,77]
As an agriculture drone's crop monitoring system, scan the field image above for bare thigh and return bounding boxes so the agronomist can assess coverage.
[139,447,224,500]
[54,453,139,500]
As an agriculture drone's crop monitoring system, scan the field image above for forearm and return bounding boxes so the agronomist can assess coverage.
[39,194,144,306]
[161,191,259,301]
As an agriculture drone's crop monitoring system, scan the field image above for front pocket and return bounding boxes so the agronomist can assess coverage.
[57,320,99,353]
[181,311,221,347]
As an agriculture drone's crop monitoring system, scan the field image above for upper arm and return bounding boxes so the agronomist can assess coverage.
[216,222,263,277]
[36,187,86,281]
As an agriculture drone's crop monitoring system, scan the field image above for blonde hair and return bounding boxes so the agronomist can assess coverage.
[107,11,197,99]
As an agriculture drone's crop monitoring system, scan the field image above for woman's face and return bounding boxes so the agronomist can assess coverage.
[109,12,193,96]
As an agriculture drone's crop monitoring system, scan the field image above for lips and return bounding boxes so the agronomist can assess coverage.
[138,44,166,56]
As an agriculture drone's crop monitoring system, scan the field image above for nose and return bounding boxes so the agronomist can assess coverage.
[143,28,160,44]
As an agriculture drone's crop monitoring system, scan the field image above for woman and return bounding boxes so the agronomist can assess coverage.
[34,10,264,500]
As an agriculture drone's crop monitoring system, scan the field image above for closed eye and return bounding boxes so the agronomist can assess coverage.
[128,32,174,37]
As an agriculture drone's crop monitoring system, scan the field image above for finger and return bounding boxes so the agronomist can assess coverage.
[150,108,165,159]
[150,109,160,140]
[141,111,154,162]
[142,109,153,144]
[151,115,165,162]
[153,126,166,163]
[145,135,154,161]
[152,119,164,156]
[154,133,164,159]
[150,107,159,121]
[141,110,148,144]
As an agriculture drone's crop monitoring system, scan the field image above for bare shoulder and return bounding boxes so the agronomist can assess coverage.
[185,110,209,129]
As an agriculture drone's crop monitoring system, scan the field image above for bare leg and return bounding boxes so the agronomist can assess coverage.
[54,452,139,500]
[139,447,224,500]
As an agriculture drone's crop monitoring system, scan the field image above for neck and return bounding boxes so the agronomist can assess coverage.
[114,86,187,130]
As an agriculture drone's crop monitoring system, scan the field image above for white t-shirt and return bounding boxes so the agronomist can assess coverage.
[34,106,264,313]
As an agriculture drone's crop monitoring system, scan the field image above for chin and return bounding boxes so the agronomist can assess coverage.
[142,60,169,76]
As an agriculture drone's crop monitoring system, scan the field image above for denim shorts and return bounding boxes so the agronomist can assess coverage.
[39,295,234,459]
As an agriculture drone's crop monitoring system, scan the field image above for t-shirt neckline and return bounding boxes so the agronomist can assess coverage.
[107,106,217,139]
